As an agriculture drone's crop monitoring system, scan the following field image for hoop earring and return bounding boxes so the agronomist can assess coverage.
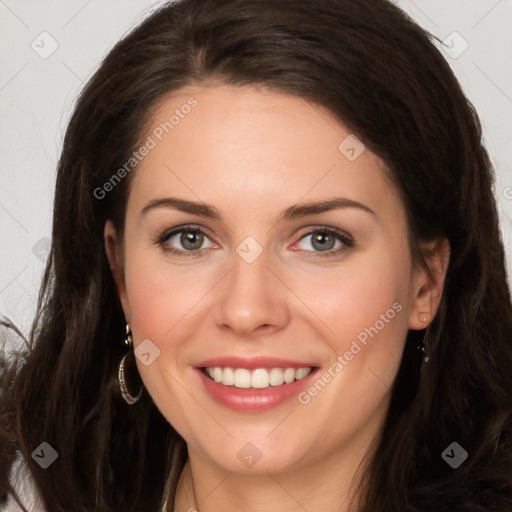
[118,324,143,405]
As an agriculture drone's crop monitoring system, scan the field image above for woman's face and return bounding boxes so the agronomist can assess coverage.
[105,84,444,476]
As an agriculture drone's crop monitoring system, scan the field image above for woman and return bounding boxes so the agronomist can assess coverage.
[1,0,511,510]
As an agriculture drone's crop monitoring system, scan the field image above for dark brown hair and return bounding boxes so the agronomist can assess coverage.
[1,0,512,510]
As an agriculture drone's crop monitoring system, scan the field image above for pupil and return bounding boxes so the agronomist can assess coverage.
[182,230,202,250]
[313,232,334,251]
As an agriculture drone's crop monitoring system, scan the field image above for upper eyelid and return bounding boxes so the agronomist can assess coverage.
[298,226,352,241]
[161,224,216,242]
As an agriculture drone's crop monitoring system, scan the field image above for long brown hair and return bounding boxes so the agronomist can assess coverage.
[2,0,512,510]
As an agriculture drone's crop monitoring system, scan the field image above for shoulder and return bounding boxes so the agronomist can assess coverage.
[1,453,45,512]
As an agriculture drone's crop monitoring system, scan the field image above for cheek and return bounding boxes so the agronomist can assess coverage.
[292,247,413,419]
[290,245,412,347]
[290,252,412,430]
[123,249,208,341]
[335,251,412,391]
[121,251,202,423]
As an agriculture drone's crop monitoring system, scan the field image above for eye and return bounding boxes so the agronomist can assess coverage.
[156,225,353,259]
[294,227,353,257]
[157,225,216,257]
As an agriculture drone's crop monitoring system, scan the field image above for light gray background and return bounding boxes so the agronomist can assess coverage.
[1,0,511,339]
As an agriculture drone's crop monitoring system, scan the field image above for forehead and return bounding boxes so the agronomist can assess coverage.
[128,84,402,223]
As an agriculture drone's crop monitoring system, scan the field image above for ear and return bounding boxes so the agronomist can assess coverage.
[408,237,450,330]
[104,220,130,322]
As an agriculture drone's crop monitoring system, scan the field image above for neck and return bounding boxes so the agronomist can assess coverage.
[173,461,197,512]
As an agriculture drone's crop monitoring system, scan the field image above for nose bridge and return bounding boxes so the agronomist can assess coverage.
[215,235,289,335]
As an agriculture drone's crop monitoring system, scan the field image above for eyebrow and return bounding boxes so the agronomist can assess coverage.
[139,196,376,222]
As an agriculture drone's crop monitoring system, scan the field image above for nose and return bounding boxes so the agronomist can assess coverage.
[215,246,290,338]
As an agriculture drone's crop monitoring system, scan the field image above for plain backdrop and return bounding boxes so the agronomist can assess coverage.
[1,0,511,342]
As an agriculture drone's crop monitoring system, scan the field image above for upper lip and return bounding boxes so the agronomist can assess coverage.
[195,356,316,370]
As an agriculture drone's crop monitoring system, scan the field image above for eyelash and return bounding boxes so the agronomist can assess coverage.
[156,224,354,259]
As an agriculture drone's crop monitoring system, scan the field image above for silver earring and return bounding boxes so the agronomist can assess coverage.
[418,313,430,364]
[418,331,429,365]
[421,341,429,364]
[118,324,143,405]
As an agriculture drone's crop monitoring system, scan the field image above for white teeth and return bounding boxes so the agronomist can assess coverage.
[233,368,251,388]
[251,368,269,389]
[205,366,312,389]
[269,367,284,386]
[295,367,311,380]
[213,367,223,383]
[283,368,295,383]
[222,367,234,386]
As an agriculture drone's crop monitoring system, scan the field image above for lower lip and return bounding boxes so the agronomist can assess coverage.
[196,368,318,412]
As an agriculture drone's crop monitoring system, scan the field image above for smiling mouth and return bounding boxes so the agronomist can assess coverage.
[201,366,314,389]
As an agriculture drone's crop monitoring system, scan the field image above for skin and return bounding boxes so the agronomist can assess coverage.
[105,84,450,512]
